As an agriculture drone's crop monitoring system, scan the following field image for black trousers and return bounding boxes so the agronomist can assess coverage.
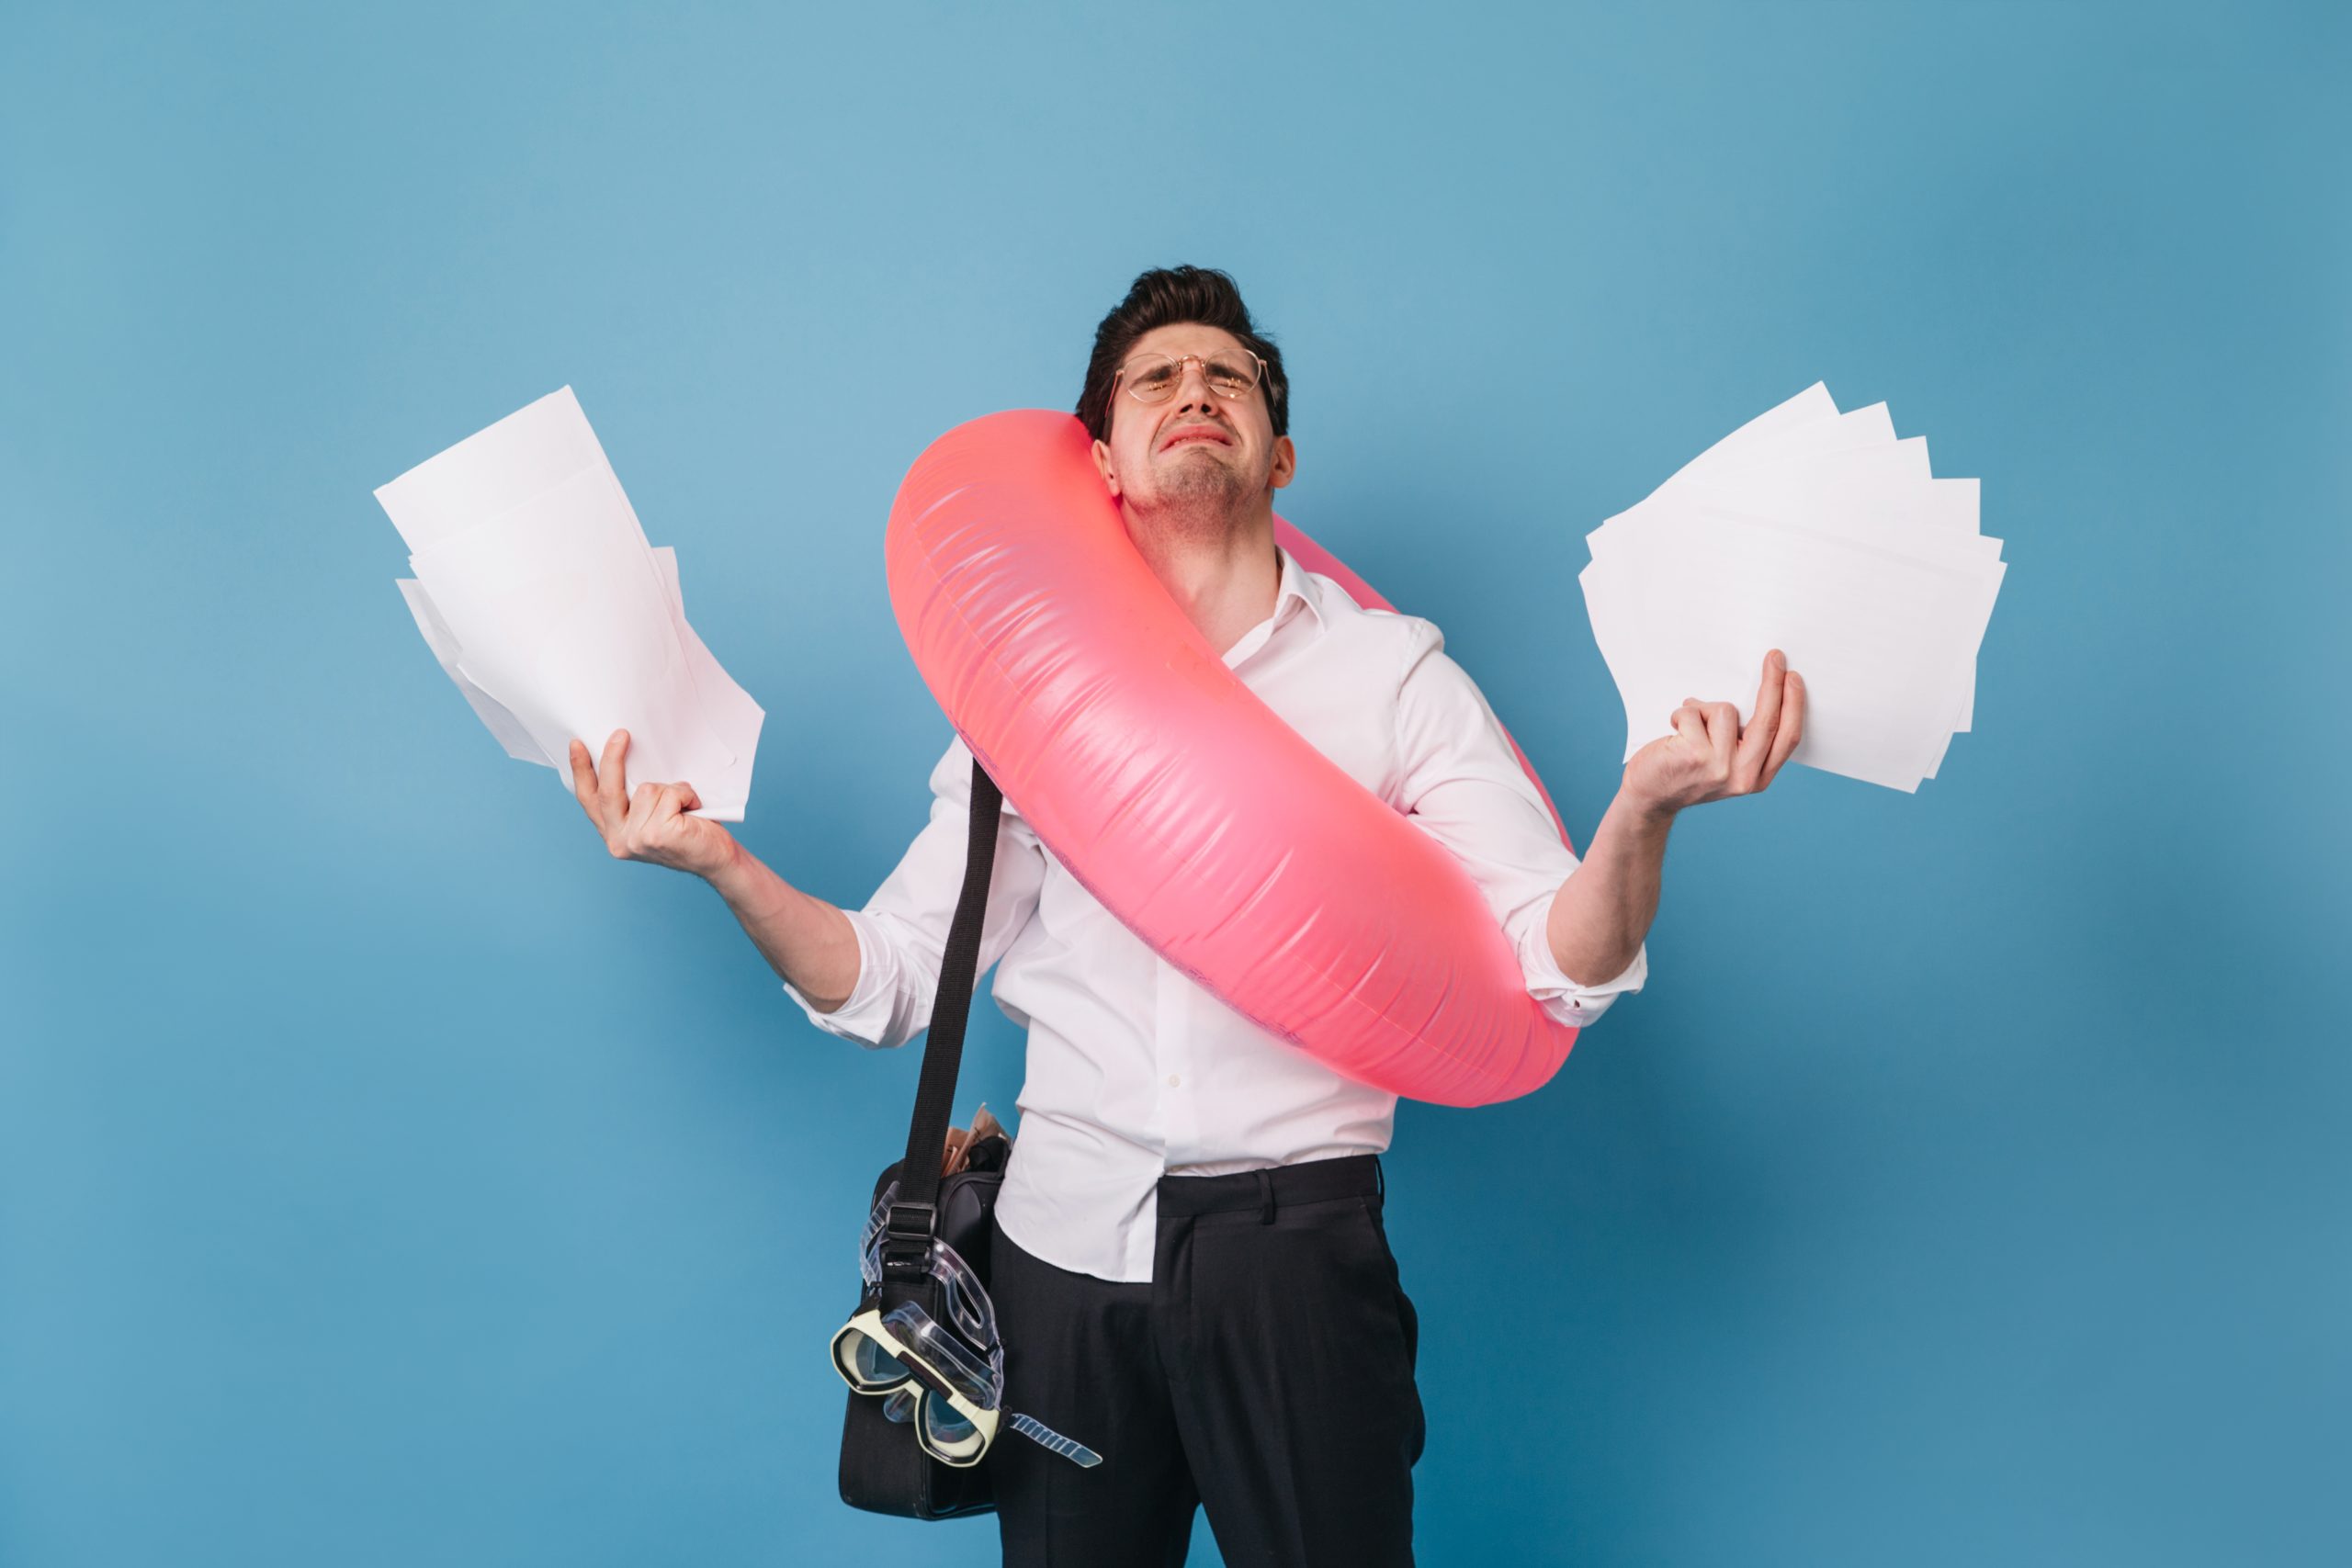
[989,1153,1425,1567]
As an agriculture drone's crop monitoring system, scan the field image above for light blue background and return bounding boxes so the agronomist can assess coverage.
[4,3,2346,1563]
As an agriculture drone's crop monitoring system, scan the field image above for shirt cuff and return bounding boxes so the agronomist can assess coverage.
[1515,886,1648,1031]
[780,908,901,1049]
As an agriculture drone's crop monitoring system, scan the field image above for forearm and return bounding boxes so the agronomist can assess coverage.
[707,840,863,1011]
[1547,791,1674,986]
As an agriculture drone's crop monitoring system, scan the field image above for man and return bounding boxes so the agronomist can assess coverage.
[567,265,1804,1565]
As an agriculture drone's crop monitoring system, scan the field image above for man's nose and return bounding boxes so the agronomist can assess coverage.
[1174,358,1221,414]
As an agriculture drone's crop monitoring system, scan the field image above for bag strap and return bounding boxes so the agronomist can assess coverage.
[881,755,1003,1284]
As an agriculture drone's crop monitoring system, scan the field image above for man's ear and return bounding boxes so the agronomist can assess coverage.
[1268,434,1297,491]
[1091,437,1122,499]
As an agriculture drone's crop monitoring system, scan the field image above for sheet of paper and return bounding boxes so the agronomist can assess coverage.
[1595,492,2002,574]
[393,547,761,818]
[1641,469,1995,735]
[1635,451,1994,733]
[1649,382,1841,492]
[379,387,764,821]
[409,462,738,795]
[650,547,763,822]
[1711,401,1900,470]
[395,578,552,767]
[376,387,608,553]
[1579,383,2000,788]
[1701,433,1932,496]
[1580,505,2004,792]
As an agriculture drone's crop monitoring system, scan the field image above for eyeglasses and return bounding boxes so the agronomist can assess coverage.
[1113,348,1268,405]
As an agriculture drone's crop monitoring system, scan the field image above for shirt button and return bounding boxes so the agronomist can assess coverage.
[1167,1074,1182,1088]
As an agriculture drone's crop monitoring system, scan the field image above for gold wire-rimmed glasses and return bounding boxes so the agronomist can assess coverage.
[1114,348,1267,405]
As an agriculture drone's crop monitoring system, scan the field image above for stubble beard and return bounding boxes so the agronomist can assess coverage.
[1128,448,1258,547]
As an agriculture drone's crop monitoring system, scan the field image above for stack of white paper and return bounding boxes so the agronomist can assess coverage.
[1578,383,2005,793]
[376,388,763,821]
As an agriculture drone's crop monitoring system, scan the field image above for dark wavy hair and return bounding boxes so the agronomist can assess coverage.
[1076,265,1289,442]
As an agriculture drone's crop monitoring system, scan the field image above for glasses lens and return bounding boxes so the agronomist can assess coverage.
[834,1323,910,1390]
[1204,354,1259,397]
[1123,354,1181,401]
[920,1395,988,1461]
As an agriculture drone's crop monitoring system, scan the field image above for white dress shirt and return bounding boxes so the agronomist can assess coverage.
[786,545,1647,1282]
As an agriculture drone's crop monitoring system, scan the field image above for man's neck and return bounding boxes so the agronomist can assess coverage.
[1124,505,1282,658]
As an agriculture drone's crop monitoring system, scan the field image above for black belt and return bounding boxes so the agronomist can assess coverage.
[1156,1153,1385,1221]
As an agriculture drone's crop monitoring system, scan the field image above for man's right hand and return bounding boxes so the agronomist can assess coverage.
[569,728,740,882]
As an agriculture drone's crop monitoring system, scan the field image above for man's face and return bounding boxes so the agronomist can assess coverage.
[1091,322,1296,522]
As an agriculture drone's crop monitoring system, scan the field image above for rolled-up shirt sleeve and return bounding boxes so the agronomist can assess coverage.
[1390,616,1647,1030]
[1512,884,1649,1027]
[782,733,1046,1050]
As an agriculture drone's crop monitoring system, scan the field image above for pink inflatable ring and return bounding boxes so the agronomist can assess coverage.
[886,410,1580,1108]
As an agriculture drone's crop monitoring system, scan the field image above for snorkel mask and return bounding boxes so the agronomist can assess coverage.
[829,1180,1103,1470]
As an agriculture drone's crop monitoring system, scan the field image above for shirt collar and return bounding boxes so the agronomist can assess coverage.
[1273,542,1330,630]
[1221,543,1329,669]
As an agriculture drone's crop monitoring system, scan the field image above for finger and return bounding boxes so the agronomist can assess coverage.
[1759,671,1805,787]
[1702,702,1740,773]
[1736,651,1786,790]
[616,784,661,852]
[568,739,601,822]
[1670,705,1709,751]
[598,729,631,833]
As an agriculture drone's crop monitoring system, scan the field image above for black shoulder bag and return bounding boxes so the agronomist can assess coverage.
[837,756,1010,1519]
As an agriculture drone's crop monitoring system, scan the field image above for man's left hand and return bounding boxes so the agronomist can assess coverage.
[1620,650,1806,821]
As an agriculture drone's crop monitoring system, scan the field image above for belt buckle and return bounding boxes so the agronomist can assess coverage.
[881,1199,936,1283]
